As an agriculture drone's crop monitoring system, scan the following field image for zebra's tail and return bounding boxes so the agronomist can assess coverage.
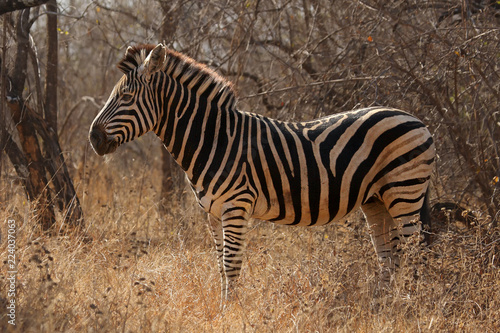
[420,188,432,245]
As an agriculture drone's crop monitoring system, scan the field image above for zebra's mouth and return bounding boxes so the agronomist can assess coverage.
[89,126,119,156]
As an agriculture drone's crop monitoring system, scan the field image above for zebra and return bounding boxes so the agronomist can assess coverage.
[89,43,435,301]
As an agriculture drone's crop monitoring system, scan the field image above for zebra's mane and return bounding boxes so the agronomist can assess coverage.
[117,44,236,103]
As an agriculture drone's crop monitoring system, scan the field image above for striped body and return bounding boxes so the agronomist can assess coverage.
[89,44,435,301]
[186,108,434,226]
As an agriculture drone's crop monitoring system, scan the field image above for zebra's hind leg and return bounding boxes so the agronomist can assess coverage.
[361,197,400,282]
[208,215,226,305]
[386,196,428,271]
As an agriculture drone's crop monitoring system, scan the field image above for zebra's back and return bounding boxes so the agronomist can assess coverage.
[240,107,435,226]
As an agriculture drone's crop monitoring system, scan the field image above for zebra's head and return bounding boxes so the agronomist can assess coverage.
[89,44,167,155]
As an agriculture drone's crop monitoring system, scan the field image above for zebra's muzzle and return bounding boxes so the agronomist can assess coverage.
[89,126,119,156]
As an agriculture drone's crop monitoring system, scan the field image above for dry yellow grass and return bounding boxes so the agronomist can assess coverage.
[1,138,499,332]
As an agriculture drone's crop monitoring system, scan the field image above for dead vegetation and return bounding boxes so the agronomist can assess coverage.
[1,141,499,332]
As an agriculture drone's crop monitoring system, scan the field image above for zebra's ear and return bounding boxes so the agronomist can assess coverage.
[144,44,166,76]
[117,46,142,74]
[124,46,134,58]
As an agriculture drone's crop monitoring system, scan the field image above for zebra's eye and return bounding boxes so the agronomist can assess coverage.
[121,92,134,103]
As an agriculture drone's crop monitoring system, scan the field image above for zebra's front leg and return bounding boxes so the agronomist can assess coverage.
[207,215,226,302]
[220,203,250,301]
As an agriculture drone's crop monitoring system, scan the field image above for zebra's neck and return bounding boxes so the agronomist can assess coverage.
[153,75,240,185]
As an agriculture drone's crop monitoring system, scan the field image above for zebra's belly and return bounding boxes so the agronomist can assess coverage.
[195,186,355,226]
[251,193,354,227]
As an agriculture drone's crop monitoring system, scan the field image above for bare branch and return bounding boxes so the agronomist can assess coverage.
[0,0,49,15]
[241,76,391,99]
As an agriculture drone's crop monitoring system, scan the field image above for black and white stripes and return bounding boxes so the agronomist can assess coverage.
[90,43,435,300]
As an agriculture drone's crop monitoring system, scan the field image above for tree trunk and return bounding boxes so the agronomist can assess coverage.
[45,0,58,131]
[42,0,83,224]
[2,6,83,230]
[7,95,56,229]
[6,9,55,229]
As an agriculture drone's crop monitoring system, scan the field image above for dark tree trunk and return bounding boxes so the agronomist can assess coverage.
[45,0,58,131]
[6,9,56,229]
[1,5,84,230]
[42,0,83,224]
[7,99,56,230]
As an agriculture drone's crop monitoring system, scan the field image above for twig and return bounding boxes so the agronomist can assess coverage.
[240,76,391,99]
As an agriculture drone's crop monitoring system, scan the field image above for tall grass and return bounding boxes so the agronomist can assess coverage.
[1,136,499,332]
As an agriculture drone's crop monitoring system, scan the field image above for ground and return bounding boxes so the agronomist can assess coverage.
[1,144,499,332]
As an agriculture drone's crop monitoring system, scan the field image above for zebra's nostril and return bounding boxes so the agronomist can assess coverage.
[89,128,105,148]
[89,126,118,155]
